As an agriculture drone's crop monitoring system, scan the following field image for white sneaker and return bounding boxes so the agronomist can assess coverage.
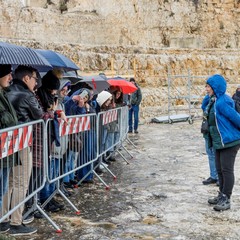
[100,162,108,168]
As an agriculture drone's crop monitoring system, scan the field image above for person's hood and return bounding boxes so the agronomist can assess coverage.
[60,79,71,91]
[206,74,226,98]
[58,79,71,104]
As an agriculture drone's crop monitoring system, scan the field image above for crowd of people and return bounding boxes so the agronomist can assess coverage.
[0,64,142,236]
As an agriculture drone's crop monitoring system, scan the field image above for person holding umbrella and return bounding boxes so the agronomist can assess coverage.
[128,78,142,134]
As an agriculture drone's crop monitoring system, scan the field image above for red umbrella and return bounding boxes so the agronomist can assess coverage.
[107,78,137,94]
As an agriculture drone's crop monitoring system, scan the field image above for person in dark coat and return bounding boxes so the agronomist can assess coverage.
[128,78,142,134]
[2,65,40,235]
[36,70,66,213]
[232,84,240,112]
[0,64,18,212]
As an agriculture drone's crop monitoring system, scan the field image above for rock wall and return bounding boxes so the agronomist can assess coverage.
[1,0,240,121]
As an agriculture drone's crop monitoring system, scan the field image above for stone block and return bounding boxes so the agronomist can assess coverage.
[169,37,203,49]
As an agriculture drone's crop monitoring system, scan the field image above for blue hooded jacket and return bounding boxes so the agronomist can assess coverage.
[206,74,240,145]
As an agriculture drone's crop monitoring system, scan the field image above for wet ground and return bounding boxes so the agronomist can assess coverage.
[3,120,240,240]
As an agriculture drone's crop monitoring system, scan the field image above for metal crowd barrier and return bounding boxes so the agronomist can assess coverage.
[0,120,46,225]
[0,106,134,233]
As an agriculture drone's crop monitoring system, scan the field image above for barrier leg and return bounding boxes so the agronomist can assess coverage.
[126,136,137,148]
[57,188,80,215]
[92,170,110,190]
[116,149,130,164]
[41,180,80,215]
[100,162,116,180]
[36,204,62,233]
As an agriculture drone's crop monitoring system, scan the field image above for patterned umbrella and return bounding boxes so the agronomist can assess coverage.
[35,49,80,71]
[0,42,52,71]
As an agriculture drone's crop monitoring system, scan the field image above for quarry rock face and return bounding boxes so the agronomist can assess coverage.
[1,0,240,119]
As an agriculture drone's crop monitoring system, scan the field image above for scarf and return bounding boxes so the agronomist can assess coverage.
[203,95,216,119]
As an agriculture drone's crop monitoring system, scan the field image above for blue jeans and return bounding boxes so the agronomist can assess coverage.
[77,131,93,181]
[129,105,139,131]
[205,138,218,180]
[40,158,60,202]
[105,132,114,152]
[0,167,10,207]
[63,151,75,183]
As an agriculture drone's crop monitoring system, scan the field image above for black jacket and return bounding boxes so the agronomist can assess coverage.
[0,89,19,168]
[7,79,43,123]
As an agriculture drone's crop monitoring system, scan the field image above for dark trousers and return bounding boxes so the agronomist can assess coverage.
[215,144,240,199]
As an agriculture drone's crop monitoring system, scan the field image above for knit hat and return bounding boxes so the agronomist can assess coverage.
[42,70,60,90]
[96,90,112,107]
[0,64,12,78]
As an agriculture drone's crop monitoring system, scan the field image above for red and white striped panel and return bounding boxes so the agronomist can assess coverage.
[0,125,33,158]
[59,116,91,137]
[102,109,118,125]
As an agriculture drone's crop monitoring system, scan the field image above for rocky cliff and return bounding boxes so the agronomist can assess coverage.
[1,0,240,120]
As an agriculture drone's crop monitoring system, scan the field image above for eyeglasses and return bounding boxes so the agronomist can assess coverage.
[29,75,38,81]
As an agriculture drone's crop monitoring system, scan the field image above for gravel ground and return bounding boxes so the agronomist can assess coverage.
[2,120,240,240]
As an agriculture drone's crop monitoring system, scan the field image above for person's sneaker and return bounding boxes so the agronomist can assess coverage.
[44,201,60,212]
[128,130,132,133]
[9,224,37,236]
[0,221,10,233]
[50,198,65,210]
[108,156,116,162]
[95,167,103,175]
[202,177,217,185]
[134,130,139,134]
[70,179,78,185]
[34,211,44,219]
[63,182,74,189]
[208,192,223,205]
[82,179,94,184]
[22,212,34,225]
[213,194,231,211]
[101,162,108,168]
[103,158,111,165]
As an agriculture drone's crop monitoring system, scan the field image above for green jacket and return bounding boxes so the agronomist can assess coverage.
[130,84,142,106]
[0,89,18,168]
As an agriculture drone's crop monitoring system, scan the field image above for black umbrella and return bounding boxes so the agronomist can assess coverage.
[62,72,110,93]
[0,42,52,71]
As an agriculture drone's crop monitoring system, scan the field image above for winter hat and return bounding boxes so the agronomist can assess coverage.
[42,70,60,90]
[129,77,135,82]
[0,64,12,78]
[96,90,112,107]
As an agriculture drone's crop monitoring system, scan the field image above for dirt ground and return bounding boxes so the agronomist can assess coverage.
[3,120,240,240]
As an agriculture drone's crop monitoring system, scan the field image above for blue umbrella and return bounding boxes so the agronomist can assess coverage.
[35,49,80,71]
[0,42,52,71]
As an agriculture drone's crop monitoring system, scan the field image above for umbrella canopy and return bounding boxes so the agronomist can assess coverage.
[107,77,137,94]
[0,42,52,71]
[35,49,80,71]
[63,72,110,93]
